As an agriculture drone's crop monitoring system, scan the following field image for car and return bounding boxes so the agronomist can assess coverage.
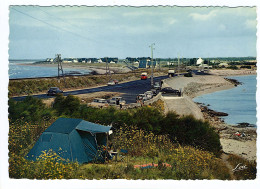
[141,72,148,80]
[47,87,63,96]
[107,81,116,85]
[154,82,161,90]
[151,88,159,96]
[136,94,148,102]
[113,79,119,84]
[144,91,153,99]
[87,98,109,108]
[161,87,181,96]
[109,97,126,105]
[107,79,119,86]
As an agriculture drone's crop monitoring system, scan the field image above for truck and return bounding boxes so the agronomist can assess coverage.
[168,70,175,77]
[141,72,148,80]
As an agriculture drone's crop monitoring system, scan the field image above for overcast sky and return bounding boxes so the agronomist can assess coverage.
[9,6,257,59]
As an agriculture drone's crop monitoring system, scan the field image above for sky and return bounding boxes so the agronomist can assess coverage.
[9,6,257,59]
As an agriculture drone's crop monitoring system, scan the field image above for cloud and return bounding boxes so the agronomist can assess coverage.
[167,18,177,25]
[189,10,218,21]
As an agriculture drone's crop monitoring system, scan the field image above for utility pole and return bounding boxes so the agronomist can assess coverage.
[177,54,180,74]
[149,43,155,88]
[56,54,66,87]
[105,57,108,81]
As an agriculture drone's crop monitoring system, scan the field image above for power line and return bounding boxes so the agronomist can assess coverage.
[11,7,95,42]
[11,7,121,55]
[34,6,80,29]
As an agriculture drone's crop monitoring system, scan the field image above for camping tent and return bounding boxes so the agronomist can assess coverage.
[26,118,111,164]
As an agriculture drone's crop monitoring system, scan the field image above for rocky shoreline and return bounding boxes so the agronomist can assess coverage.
[163,71,257,161]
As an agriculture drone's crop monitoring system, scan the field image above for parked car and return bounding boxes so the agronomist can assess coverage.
[87,98,109,108]
[113,79,119,84]
[144,91,153,99]
[151,88,159,96]
[109,97,126,105]
[154,82,161,90]
[161,87,181,96]
[47,87,63,96]
[107,79,119,86]
[136,94,148,102]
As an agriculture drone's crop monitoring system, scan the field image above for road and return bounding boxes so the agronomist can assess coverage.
[12,75,168,104]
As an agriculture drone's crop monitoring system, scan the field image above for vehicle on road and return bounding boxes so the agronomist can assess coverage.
[144,91,153,99]
[47,87,63,96]
[107,79,119,85]
[161,87,181,96]
[87,98,109,108]
[168,70,175,77]
[109,97,126,105]
[141,72,148,80]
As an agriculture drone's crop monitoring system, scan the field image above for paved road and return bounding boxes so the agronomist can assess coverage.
[12,75,168,104]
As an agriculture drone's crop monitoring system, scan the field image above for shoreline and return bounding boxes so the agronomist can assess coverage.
[19,62,132,75]
[162,71,256,161]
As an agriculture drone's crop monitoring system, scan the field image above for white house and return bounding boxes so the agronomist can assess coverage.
[196,58,204,65]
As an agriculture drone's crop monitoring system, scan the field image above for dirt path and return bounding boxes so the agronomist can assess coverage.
[221,153,236,180]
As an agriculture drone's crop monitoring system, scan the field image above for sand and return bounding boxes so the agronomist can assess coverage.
[162,70,257,161]
[21,62,132,74]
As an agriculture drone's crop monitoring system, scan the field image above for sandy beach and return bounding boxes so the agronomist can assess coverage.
[22,62,132,74]
[162,69,257,161]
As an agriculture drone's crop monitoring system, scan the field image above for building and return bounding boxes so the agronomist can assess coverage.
[196,57,204,65]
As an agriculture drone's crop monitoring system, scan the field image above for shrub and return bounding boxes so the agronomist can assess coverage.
[8,96,52,123]
[162,113,222,155]
[227,154,256,180]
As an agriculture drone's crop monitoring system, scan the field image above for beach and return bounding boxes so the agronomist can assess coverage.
[22,62,132,75]
[162,69,257,161]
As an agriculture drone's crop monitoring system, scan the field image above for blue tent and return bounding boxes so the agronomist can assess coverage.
[26,118,111,164]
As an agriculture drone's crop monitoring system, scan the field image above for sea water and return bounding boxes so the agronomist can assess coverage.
[193,75,257,126]
[9,60,91,79]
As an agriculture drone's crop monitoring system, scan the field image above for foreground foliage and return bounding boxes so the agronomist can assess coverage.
[9,122,230,179]
[9,96,222,155]
[227,154,256,180]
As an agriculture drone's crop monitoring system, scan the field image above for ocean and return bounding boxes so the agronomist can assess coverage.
[193,75,257,126]
[9,60,91,79]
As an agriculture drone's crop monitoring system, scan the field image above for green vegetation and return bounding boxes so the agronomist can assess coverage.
[8,96,255,179]
[227,154,256,180]
[8,96,54,123]
[227,65,239,70]
[9,120,229,179]
[9,96,221,154]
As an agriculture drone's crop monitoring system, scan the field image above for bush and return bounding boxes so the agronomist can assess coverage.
[162,113,221,155]
[8,96,53,123]
[9,150,79,179]
[227,65,239,70]
[227,154,256,180]
[53,94,80,116]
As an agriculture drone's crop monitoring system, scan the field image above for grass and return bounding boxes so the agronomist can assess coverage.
[9,121,232,180]
[227,154,256,180]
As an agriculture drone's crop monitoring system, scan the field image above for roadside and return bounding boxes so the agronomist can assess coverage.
[42,91,123,107]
